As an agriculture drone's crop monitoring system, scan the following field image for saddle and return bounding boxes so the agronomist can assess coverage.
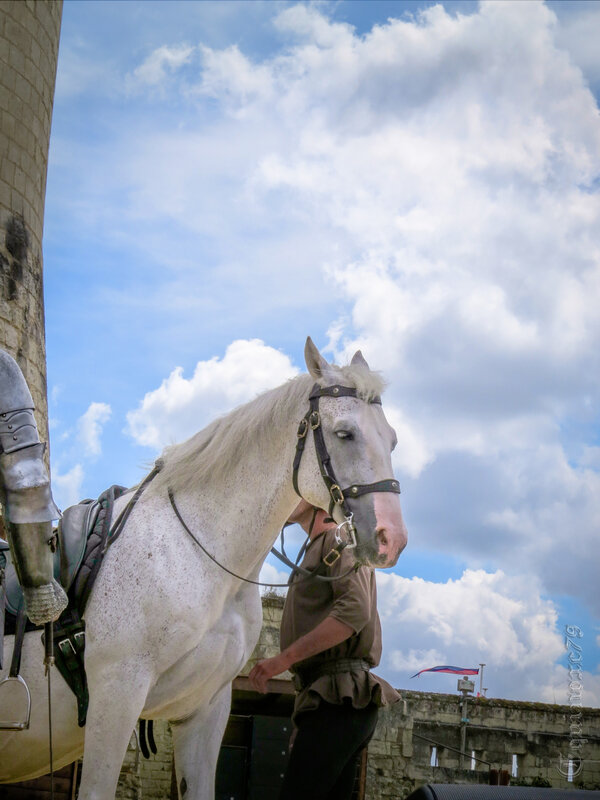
[1,484,128,726]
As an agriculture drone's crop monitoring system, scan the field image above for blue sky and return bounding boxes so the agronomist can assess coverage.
[43,0,600,705]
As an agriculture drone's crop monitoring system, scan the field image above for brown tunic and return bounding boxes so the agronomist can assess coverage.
[280,527,401,719]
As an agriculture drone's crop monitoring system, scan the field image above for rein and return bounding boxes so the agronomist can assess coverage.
[167,489,356,587]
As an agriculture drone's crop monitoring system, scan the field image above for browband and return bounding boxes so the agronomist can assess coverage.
[308,384,382,404]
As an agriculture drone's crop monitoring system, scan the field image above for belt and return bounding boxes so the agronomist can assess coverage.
[292,658,372,691]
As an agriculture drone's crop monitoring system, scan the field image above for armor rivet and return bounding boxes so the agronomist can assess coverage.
[8,424,12,429]
[333,387,339,394]
[13,435,17,440]
[352,487,358,494]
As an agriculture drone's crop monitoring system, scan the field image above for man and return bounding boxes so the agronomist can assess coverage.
[249,500,400,799]
[0,348,66,624]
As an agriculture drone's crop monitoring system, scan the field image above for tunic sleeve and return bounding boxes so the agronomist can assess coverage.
[328,556,374,635]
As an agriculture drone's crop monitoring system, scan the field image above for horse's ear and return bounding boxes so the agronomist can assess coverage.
[304,337,330,380]
[351,350,370,370]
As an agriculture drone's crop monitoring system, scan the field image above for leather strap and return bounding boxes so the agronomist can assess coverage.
[293,657,372,691]
[139,719,157,758]
[0,556,5,670]
[341,479,400,499]
[49,611,88,727]
[309,385,381,404]
[10,604,26,677]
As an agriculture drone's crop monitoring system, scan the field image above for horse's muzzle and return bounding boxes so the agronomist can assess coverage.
[372,493,408,567]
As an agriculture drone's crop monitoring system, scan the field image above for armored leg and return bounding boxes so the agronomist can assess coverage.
[0,350,67,624]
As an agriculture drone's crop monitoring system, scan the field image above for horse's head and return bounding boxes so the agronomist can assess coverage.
[294,337,407,568]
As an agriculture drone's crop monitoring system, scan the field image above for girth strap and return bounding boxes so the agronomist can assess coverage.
[139,719,157,759]
[10,603,26,678]
[44,610,88,727]
[0,551,5,670]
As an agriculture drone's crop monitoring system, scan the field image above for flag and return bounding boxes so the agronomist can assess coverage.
[410,665,480,679]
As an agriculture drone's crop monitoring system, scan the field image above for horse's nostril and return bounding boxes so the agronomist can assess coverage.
[377,530,388,549]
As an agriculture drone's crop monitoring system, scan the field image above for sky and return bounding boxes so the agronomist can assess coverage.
[43,0,600,707]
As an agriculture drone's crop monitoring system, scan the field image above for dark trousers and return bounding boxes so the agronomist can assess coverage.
[278,700,379,800]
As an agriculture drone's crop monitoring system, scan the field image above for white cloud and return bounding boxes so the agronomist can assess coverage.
[52,463,84,511]
[376,568,600,703]
[132,44,194,87]
[555,3,600,94]
[126,339,299,450]
[390,648,445,674]
[77,402,112,458]
[385,404,433,479]
[111,1,600,617]
[258,561,290,597]
[196,44,274,109]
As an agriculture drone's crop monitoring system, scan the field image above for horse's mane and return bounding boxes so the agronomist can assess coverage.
[151,362,386,496]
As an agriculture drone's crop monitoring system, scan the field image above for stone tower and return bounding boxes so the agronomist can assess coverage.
[0,0,62,444]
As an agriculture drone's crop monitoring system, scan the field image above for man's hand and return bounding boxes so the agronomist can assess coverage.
[248,654,289,693]
[247,616,354,694]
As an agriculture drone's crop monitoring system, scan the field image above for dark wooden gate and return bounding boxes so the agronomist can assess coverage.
[213,676,368,800]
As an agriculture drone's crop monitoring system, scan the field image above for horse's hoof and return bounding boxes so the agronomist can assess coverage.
[23,580,68,625]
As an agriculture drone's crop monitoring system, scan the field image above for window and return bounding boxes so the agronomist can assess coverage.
[471,750,476,770]
[430,746,438,767]
[511,754,518,778]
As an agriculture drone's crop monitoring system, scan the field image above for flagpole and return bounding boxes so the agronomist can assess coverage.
[479,663,485,696]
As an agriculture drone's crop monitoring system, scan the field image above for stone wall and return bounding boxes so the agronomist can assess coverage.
[0,0,62,443]
[366,691,600,798]
[239,593,293,681]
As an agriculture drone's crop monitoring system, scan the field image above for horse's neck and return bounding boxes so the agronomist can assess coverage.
[173,399,302,579]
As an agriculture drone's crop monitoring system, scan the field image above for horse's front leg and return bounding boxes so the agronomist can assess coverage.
[77,658,153,800]
[171,683,232,800]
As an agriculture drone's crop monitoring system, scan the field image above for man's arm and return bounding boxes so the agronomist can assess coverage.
[248,616,354,693]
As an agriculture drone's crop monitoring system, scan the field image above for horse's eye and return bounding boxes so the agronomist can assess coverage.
[336,430,353,440]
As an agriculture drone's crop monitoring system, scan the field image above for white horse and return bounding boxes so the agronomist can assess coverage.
[0,338,407,799]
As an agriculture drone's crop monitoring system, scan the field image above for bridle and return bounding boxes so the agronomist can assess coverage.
[167,381,401,585]
[290,382,401,567]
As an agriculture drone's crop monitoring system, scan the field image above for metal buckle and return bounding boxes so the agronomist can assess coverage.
[330,484,344,505]
[74,630,85,649]
[309,411,320,430]
[323,548,341,566]
[334,514,357,550]
[58,637,76,656]
[297,418,308,438]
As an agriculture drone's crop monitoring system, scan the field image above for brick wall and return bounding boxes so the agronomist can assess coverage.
[0,0,62,444]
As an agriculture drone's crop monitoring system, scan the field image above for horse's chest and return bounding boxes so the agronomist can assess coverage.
[144,587,263,718]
